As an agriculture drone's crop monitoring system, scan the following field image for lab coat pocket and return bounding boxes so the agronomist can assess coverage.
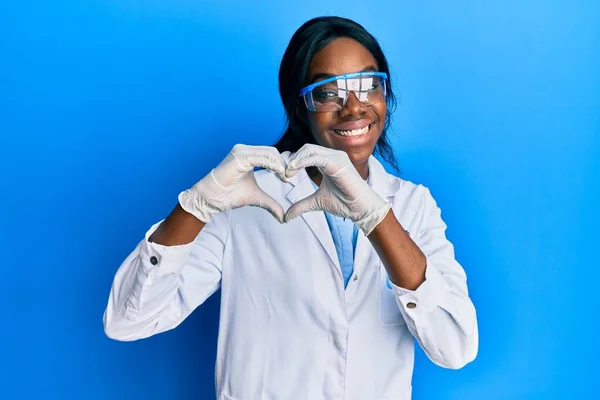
[378,265,406,327]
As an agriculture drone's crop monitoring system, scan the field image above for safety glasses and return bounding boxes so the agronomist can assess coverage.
[299,71,388,112]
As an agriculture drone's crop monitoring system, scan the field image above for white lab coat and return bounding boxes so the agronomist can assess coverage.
[104,153,478,400]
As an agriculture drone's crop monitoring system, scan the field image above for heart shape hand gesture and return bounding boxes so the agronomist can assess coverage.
[179,143,391,235]
[284,144,392,235]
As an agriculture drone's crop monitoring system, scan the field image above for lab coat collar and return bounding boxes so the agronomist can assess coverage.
[283,151,341,275]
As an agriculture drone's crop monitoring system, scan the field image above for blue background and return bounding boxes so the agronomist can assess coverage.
[1,1,598,399]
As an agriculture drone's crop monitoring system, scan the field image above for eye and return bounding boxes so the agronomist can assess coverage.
[365,78,383,91]
[313,89,338,101]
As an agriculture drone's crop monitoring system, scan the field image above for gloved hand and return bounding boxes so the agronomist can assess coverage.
[178,144,288,223]
[284,144,392,236]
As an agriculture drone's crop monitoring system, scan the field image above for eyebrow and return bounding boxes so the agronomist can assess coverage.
[309,66,378,84]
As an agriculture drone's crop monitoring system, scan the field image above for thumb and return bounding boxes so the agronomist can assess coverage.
[248,191,285,224]
[284,192,322,223]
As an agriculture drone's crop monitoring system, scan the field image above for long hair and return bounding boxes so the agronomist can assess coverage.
[274,16,399,173]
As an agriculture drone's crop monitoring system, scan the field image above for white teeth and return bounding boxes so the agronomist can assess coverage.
[334,125,369,137]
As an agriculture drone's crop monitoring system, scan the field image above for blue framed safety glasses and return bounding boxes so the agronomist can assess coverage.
[299,71,388,112]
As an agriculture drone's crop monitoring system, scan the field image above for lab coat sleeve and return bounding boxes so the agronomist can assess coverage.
[391,187,478,369]
[103,210,229,341]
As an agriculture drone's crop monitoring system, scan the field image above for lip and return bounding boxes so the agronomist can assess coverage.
[328,123,373,145]
[330,119,374,131]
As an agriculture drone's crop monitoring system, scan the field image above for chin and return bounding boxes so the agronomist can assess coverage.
[326,134,379,162]
[347,150,373,166]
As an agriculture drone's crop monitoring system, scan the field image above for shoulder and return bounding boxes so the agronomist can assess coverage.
[368,155,433,207]
[384,173,429,203]
[387,175,440,219]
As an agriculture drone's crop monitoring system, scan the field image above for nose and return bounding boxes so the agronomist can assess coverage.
[339,91,366,117]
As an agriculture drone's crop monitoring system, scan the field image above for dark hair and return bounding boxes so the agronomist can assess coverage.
[274,16,399,173]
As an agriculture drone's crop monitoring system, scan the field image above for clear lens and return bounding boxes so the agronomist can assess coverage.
[303,74,387,112]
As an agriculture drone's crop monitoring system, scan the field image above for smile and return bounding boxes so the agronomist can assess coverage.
[332,123,371,137]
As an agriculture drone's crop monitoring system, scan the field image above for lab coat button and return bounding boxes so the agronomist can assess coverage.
[353,274,358,281]
[150,256,158,265]
[406,302,416,309]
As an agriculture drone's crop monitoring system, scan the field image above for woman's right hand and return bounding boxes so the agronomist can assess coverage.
[178,144,288,223]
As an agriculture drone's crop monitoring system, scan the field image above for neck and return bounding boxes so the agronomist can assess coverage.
[354,160,369,180]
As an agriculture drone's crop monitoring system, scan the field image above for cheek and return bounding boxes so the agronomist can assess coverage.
[372,105,387,139]
[309,114,334,143]
[376,104,387,127]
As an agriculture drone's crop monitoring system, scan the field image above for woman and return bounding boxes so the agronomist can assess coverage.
[104,16,478,400]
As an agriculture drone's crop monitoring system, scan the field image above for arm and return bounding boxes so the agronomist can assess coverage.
[103,207,228,341]
[283,145,477,368]
[371,187,478,369]
[103,144,288,341]
[149,203,206,246]
[368,211,426,290]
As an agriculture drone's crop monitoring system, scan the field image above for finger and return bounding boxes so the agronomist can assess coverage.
[248,190,285,224]
[286,144,350,178]
[265,147,290,181]
[284,191,322,222]
[246,151,288,179]
[286,143,322,164]
[286,153,331,178]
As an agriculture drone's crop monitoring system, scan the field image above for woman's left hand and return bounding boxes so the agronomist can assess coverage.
[284,144,392,235]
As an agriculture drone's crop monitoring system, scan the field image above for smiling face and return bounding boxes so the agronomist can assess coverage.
[304,37,387,171]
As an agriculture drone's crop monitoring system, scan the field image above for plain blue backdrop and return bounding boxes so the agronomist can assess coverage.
[1,1,598,399]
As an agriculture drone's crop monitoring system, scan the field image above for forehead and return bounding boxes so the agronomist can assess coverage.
[309,38,377,76]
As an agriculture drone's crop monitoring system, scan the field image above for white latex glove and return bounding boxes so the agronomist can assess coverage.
[284,144,392,236]
[178,144,288,223]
